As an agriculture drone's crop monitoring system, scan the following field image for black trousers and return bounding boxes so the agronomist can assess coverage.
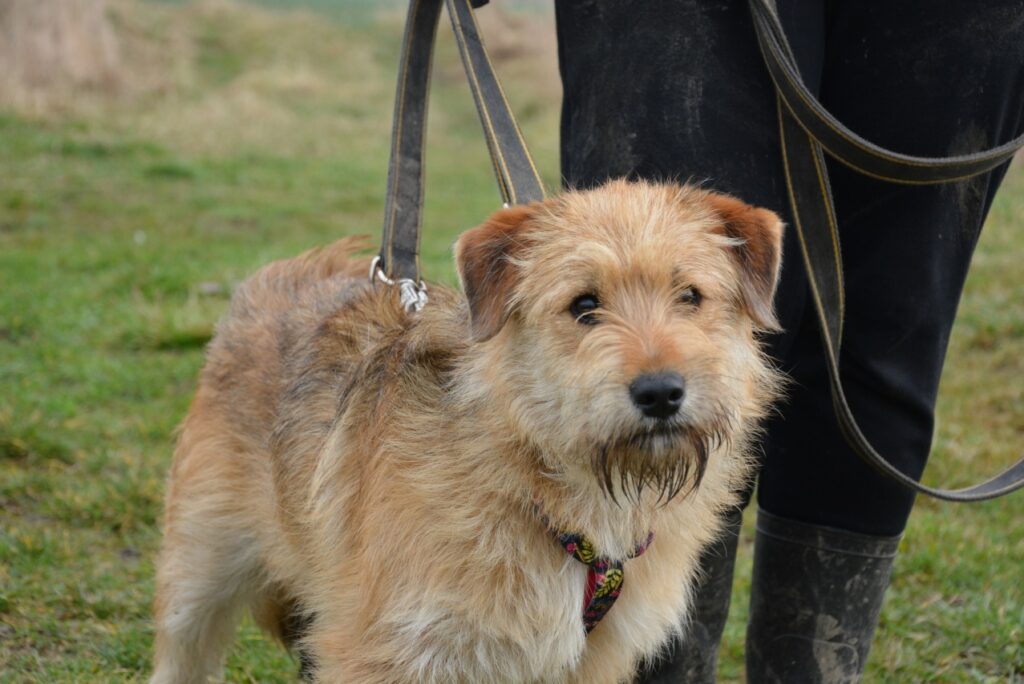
[556,0,1024,535]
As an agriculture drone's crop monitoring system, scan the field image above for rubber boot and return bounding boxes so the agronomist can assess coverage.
[637,509,742,684]
[745,509,901,684]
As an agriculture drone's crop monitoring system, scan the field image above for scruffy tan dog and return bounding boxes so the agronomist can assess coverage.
[151,180,783,684]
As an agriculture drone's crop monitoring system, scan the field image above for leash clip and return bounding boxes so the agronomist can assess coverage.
[370,256,428,313]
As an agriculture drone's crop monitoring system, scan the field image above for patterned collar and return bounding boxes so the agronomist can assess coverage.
[535,501,654,633]
[555,530,654,633]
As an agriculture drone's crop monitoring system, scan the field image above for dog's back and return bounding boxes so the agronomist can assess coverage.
[196,236,372,444]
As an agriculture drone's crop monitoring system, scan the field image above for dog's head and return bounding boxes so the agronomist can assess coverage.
[455,180,783,503]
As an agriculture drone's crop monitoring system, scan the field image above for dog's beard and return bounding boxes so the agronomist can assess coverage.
[591,413,730,506]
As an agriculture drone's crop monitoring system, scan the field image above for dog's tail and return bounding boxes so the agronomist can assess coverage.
[227,235,374,321]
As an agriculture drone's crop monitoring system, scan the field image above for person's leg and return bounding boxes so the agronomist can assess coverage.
[554,2,824,680]
[749,2,1024,680]
[639,507,742,684]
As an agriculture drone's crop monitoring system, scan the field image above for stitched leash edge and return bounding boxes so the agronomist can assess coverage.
[754,0,1024,501]
[379,0,443,286]
[377,0,546,291]
[445,0,546,206]
[751,0,1024,185]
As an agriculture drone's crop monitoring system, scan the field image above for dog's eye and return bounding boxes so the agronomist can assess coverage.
[679,286,703,307]
[569,294,600,325]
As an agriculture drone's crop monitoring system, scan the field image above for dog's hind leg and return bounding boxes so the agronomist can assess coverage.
[151,446,267,684]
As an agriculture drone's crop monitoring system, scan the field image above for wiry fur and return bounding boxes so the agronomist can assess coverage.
[151,180,784,684]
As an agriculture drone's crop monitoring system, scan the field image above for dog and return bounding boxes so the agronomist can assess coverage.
[150,180,784,683]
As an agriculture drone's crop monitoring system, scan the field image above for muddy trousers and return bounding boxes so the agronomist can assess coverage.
[555,0,1024,681]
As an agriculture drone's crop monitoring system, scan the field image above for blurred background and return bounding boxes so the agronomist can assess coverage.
[0,1,1020,681]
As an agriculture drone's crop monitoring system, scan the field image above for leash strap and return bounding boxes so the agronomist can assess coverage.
[378,0,443,291]
[445,0,546,207]
[377,0,545,293]
[750,0,1024,501]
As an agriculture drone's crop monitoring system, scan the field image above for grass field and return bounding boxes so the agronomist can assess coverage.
[0,1,1021,681]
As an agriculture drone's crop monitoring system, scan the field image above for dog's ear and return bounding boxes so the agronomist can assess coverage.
[706,193,785,331]
[454,204,538,342]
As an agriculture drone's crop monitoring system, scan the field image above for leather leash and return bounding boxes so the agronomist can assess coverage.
[750,0,1024,501]
[375,0,545,309]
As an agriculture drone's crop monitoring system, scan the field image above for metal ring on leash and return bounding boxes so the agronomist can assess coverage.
[374,0,544,321]
[369,256,429,313]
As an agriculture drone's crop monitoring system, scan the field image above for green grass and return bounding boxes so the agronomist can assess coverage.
[0,1,1021,681]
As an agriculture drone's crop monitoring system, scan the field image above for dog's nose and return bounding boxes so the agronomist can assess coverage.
[629,372,685,419]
